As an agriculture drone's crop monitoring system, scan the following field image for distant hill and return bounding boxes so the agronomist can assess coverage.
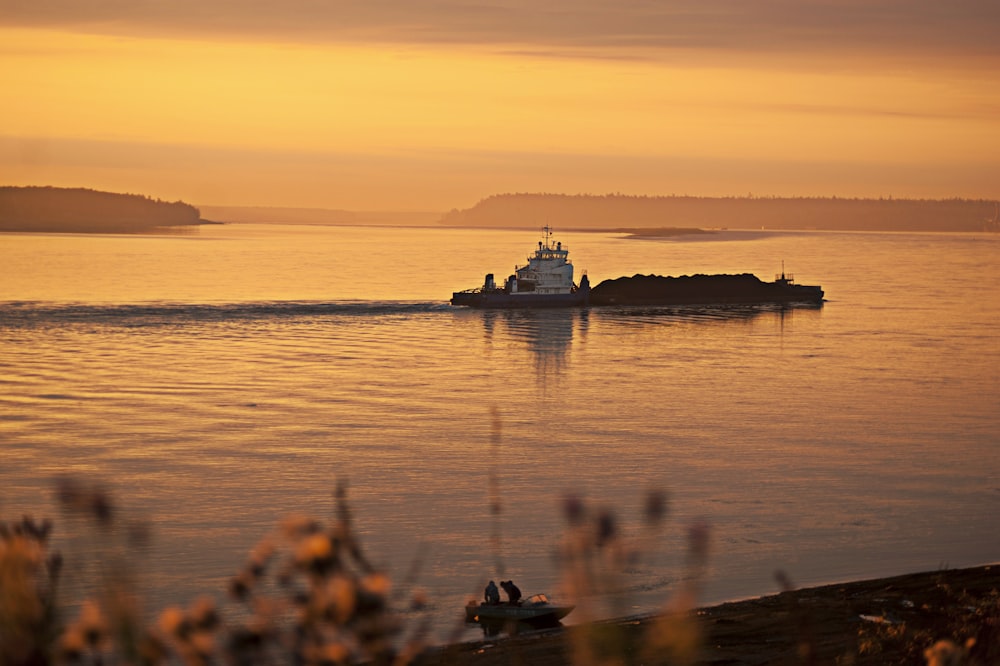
[439,193,1000,233]
[0,186,205,233]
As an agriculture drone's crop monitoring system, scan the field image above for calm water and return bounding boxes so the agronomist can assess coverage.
[1,223,998,643]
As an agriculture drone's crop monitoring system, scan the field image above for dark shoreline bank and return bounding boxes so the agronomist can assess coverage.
[417,565,998,665]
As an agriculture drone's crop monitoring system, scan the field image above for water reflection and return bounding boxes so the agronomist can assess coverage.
[469,616,565,639]
[594,301,823,324]
[480,309,586,376]
[475,303,821,378]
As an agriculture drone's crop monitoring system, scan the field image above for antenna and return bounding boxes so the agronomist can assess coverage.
[541,225,553,248]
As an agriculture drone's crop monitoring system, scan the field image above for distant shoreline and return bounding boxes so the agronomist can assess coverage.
[8,218,1000,239]
[0,186,205,234]
[5,187,999,234]
[441,193,1000,234]
[0,220,221,234]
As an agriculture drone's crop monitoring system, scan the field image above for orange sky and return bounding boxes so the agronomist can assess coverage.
[1,1,998,211]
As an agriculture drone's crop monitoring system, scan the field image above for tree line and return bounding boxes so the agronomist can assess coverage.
[0,186,204,233]
[439,193,1000,232]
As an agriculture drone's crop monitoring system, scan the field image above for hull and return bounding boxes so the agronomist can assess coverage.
[451,288,589,309]
[465,602,575,623]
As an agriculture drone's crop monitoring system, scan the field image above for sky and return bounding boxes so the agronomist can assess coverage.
[2,0,999,211]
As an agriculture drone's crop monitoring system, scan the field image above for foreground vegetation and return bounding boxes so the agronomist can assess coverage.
[2,477,996,665]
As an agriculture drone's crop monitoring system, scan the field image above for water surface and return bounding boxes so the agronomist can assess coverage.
[2,224,997,642]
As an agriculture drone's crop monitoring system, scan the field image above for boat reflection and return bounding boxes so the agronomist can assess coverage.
[594,300,823,323]
[473,302,822,375]
[468,614,566,638]
[479,309,588,377]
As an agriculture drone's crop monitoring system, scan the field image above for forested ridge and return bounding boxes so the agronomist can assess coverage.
[440,193,1000,232]
[5,187,998,233]
[0,186,204,233]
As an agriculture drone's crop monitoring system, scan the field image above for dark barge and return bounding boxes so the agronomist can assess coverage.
[588,271,824,306]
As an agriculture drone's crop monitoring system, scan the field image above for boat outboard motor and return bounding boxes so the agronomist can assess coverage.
[484,273,495,290]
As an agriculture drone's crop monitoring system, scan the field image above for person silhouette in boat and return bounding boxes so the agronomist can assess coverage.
[500,580,522,605]
[484,580,500,605]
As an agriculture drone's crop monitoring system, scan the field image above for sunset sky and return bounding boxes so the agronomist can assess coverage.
[2,1,999,211]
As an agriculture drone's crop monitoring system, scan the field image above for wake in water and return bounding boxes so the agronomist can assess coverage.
[0,300,454,328]
[0,300,822,329]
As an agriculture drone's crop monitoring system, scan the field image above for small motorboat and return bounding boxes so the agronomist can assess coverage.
[465,593,574,625]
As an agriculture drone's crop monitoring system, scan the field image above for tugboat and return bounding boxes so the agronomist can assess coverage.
[451,226,590,308]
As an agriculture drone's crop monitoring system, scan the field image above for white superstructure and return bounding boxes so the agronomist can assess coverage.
[451,226,590,308]
[506,226,575,295]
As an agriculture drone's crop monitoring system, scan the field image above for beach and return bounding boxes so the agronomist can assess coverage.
[418,565,999,665]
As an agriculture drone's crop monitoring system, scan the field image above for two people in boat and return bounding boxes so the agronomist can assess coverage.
[484,579,521,605]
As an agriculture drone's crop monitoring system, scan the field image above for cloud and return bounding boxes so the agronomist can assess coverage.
[4,0,999,62]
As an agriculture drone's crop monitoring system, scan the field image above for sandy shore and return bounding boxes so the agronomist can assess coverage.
[415,565,998,665]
